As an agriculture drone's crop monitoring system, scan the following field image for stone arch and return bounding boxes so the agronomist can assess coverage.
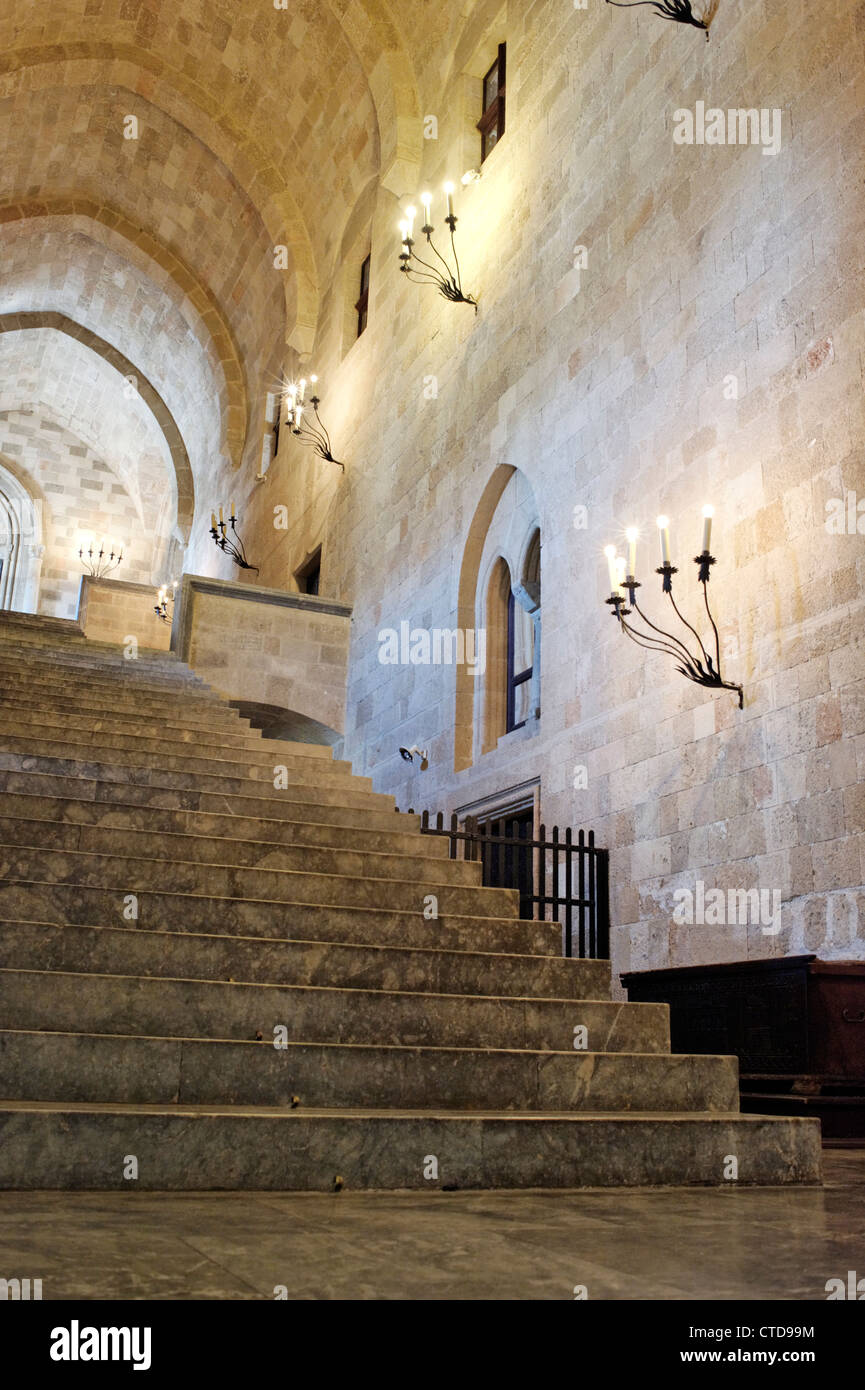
[0,41,356,354]
[455,464,515,770]
[455,465,542,770]
[327,0,423,193]
[0,312,194,542]
[0,198,248,470]
[0,453,44,613]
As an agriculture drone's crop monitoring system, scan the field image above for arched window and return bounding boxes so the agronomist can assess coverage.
[465,473,541,763]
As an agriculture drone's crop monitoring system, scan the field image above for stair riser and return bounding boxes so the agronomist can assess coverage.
[0,886,560,955]
[0,705,279,751]
[0,672,216,703]
[0,658,207,686]
[0,1105,821,1190]
[1,970,652,1052]
[0,818,480,885]
[0,771,404,827]
[0,755,387,806]
[0,694,252,735]
[0,788,431,846]
[0,847,510,913]
[0,922,612,1000]
[0,737,366,785]
[0,1032,736,1111]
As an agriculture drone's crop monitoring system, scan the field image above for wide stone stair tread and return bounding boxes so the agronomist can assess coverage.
[0,1099,820,1190]
[0,919,608,991]
[0,793,446,853]
[0,614,824,1189]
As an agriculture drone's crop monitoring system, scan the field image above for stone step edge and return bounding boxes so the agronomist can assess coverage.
[0,917,597,966]
[0,771,399,815]
[0,847,496,899]
[0,964,616,1010]
[0,883,529,928]
[0,735,356,779]
[0,758,386,804]
[0,794,428,844]
[0,704,299,745]
[0,1027,710,1063]
[0,818,475,873]
[0,1098,794,1125]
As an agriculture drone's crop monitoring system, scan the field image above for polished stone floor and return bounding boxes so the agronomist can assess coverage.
[0,1153,862,1300]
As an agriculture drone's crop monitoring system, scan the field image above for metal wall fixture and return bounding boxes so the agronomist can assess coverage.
[602,507,743,708]
[209,503,259,574]
[283,377,345,471]
[398,185,478,311]
[78,539,123,578]
[605,0,720,41]
[153,580,178,624]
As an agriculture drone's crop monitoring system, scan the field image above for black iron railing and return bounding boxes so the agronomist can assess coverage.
[401,809,610,960]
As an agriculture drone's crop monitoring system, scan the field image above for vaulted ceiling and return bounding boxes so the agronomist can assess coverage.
[0,0,423,569]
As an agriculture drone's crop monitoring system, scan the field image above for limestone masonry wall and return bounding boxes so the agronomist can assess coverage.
[253,0,865,982]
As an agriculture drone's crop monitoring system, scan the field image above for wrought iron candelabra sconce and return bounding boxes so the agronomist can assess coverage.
[603,508,743,708]
[209,504,259,574]
[154,581,178,624]
[605,0,720,41]
[398,185,478,311]
[283,377,344,471]
[79,540,123,579]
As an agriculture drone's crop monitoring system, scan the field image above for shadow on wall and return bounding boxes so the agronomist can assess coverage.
[232,700,340,747]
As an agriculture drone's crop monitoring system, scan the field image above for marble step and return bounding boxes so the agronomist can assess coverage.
[0,724,355,778]
[0,792,448,857]
[0,889,558,955]
[0,666,215,700]
[0,779,421,837]
[0,682,234,725]
[0,752,389,808]
[0,846,513,915]
[0,816,480,885]
[0,1100,821,1190]
[0,689,254,735]
[0,768,403,826]
[0,613,82,637]
[0,967,661,1054]
[0,702,283,751]
[0,650,206,682]
[0,920,609,999]
[0,1028,732,1111]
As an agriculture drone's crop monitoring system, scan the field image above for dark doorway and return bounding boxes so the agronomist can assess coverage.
[474,806,535,919]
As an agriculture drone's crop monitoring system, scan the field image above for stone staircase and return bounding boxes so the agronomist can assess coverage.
[0,613,821,1189]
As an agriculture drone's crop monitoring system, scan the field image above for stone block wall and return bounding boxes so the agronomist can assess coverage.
[78,577,170,652]
[254,0,865,980]
[173,576,351,741]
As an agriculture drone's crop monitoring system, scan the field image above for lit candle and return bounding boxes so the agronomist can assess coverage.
[604,545,618,593]
[298,379,307,403]
[444,181,455,218]
[626,527,638,579]
[701,504,714,555]
[295,403,303,430]
[657,515,671,565]
[399,219,409,244]
[615,556,627,599]
[421,191,432,224]
[405,205,416,239]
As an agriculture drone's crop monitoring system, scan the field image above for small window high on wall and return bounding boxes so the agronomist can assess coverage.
[477,43,506,162]
[295,547,321,596]
[355,254,371,338]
